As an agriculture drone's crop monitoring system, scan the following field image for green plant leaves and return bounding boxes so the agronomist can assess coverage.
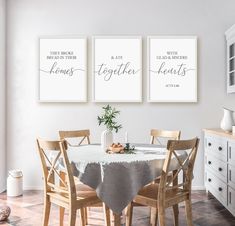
[97,105,122,133]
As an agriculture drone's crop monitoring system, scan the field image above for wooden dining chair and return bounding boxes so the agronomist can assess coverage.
[126,137,200,226]
[126,129,181,224]
[149,129,181,224]
[150,129,181,145]
[36,138,107,226]
[59,129,91,146]
[58,130,111,226]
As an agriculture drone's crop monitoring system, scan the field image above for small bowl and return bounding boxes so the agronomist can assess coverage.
[108,146,124,153]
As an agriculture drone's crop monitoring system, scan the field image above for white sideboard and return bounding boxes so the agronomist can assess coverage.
[204,128,235,216]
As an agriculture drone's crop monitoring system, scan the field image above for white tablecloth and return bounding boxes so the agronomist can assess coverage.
[65,144,186,214]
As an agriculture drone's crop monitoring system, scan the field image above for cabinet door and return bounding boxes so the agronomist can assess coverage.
[228,164,235,189]
[228,186,235,216]
[205,135,227,162]
[228,141,235,167]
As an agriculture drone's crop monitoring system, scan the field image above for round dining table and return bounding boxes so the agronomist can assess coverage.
[65,143,187,220]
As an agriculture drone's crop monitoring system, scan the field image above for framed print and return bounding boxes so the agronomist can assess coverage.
[92,36,142,102]
[39,37,87,102]
[148,36,197,102]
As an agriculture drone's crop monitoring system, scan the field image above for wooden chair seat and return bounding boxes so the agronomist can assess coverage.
[47,190,101,206]
[74,182,104,207]
[62,174,96,197]
[135,184,189,208]
[75,183,97,197]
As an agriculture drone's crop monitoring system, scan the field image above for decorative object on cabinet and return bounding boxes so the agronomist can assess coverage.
[92,36,142,102]
[98,105,122,151]
[225,24,235,93]
[147,36,197,102]
[220,107,234,132]
[39,37,87,102]
[204,128,235,216]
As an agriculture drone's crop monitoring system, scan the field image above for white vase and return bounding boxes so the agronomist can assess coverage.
[101,130,113,151]
[220,108,235,132]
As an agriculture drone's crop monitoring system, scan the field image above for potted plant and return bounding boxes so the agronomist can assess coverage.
[98,105,122,151]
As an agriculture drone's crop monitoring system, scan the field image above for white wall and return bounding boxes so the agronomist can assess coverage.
[6,0,235,189]
[0,0,6,192]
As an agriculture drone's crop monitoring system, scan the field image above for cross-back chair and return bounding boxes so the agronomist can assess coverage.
[36,138,103,226]
[150,129,181,145]
[148,129,181,224]
[126,137,200,226]
[59,129,91,147]
[58,129,111,226]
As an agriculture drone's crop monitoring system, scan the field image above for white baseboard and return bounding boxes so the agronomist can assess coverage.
[24,186,43,190]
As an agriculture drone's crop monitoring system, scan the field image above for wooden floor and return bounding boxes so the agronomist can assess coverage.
[0,190,235,226]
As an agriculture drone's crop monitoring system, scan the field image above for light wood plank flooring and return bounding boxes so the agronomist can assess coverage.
[0,190,235,225]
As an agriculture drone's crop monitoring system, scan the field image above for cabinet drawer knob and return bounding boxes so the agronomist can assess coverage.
[208,178,212,182]
[208,143,212,147]
[218,146,222,151]
[208,161,212,165]
[218,187,223,192]
[218,167,222,171]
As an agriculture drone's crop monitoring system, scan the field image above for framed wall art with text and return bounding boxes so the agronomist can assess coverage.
[147,36,197,102]
[92,36,142,102]
[39,37,87,102]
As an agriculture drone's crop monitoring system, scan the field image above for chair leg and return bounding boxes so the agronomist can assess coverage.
[173,204,179,226]
[84,208,88,225]
[42,196,51,226]
[150,207,158,226]
[158,206,166,226]
[125,203,133,226]
[68,208,77,226]
[185,200,194,226]
[103,203,111,226]
[79,208,86,226]
[59,207,65,226]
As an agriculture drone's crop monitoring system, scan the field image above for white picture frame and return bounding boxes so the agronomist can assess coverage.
[147,36,197,102]
[92,36,142,102]
[39,37,87,102]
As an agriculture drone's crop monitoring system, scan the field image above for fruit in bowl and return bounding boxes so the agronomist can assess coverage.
[107,143,125,153]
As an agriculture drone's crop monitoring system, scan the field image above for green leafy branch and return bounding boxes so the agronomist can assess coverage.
[97,105,122,133]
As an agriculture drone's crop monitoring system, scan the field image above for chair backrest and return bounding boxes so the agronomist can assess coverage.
[59,130,91,147]
[150,129,181,145]
[158,137,200,197]
[36,138,76,200]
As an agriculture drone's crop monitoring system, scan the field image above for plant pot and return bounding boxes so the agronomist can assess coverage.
[101,130,113,151]
[220,107,235,132]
